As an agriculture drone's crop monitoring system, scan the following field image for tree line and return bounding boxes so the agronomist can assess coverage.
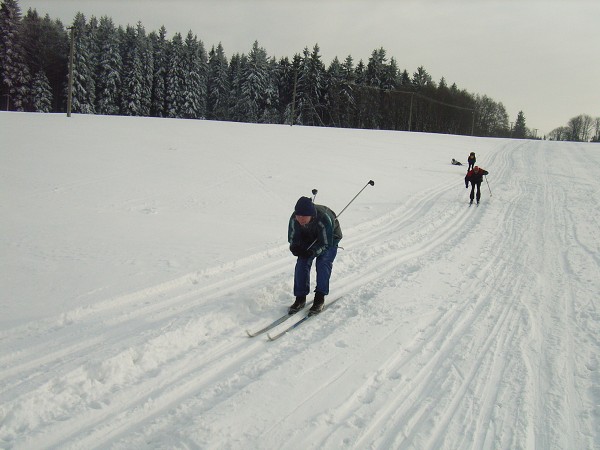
[2,0,537,138]
[548,114,600,142]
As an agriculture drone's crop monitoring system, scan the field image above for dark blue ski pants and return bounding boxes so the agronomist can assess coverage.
[469,181,482,202]
[293,246,338,297]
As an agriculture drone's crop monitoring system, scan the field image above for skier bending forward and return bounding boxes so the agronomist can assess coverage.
[465,166,489,205]
[287,196,342,316]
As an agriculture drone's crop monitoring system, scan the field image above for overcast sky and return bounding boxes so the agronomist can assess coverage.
[18,0,600,136]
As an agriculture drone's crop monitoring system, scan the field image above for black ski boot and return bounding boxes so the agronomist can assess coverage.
[288,296,306,314]
[308,292,325,316]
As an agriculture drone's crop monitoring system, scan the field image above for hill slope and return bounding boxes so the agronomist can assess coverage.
[1,113,598,449]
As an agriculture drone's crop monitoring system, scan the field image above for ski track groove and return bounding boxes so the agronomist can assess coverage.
[272,142,572,448]
[242,144,519,449]
[0,254,291,401]
[8,303,291,449]
[50,336,264,449]
[339,150,525,448]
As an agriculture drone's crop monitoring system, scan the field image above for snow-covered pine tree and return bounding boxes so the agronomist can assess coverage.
[325,56,344,127]
[87,16,99,92]
[149,26,167,117]
[21,10,68,112]
[137,22,153,117]
[325,55,357,128]
[260,56,279,124]
[412,66,434,90]
[227,52,246,122]
[31,69,52,112]
[380,56,400,130]
[366,47,387,88]
[339,55,357,128]
[21,9,64,112]
[296,44,326,126]
[120,24,143,116]
[351,60,367,128]
[240,41,270,123]
[274,56,295,125]
[95,16,121,115]
[364,48,389,128]
[399,69,411,87]
[383,57,399,90]
[207,42,230,120]
[181,31,206,119]
[165,32,186,118]
[0,0,31,111]
[70,12,95,114]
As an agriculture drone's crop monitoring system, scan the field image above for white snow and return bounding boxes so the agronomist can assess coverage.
[1,112,599,449]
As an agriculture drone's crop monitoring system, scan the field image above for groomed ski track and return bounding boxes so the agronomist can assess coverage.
[1,135,598,449]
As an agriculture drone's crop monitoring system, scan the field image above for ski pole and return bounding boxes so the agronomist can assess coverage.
[306,180,375,250]
[336,179,375,219]
[485,175,492,197]
[312,188,318,202]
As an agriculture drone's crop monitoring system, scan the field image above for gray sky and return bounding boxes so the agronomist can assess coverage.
[19,0,600,136]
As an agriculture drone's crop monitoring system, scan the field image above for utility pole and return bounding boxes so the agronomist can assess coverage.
[66,26,75,117]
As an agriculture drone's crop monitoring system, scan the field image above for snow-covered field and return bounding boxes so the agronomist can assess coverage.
[1,112,599,449]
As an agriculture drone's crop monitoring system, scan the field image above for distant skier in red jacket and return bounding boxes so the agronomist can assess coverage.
[465,166,489,205]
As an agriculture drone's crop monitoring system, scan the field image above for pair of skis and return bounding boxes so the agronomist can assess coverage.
[246,297,342,341]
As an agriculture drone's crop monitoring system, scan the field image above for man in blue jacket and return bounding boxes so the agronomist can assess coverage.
[287,196,342,315]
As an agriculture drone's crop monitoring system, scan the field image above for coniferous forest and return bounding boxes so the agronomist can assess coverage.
[0,0,546,139]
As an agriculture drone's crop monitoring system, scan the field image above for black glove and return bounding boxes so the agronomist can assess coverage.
[297,249,314,259]
[465,183,469,189]
[290,243,314,258]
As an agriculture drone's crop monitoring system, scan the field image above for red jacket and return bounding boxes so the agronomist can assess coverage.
[465,167,489,186]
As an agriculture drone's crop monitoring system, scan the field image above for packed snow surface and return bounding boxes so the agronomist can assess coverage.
[1,113,599,449]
